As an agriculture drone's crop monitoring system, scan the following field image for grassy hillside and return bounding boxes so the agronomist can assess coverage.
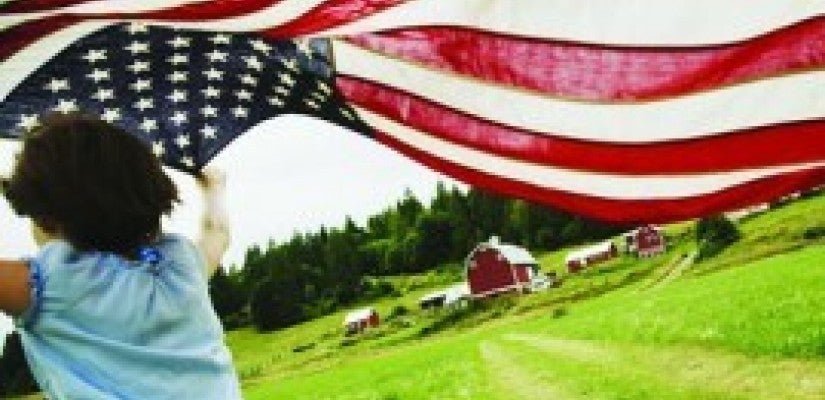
[227,192,825,399]
[242,245,825,399]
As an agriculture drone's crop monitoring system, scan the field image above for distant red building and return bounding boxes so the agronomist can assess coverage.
[465,237,539,298]
[565,241,618,273]
[343,308,379,335]
[622,225,666,257]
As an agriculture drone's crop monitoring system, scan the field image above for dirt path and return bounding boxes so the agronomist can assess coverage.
[651,250,698,288]
[639,250,698,290]
[490,333,825,400]
[479,341,574,400]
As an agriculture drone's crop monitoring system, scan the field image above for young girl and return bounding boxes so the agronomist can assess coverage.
[0,115,241,399]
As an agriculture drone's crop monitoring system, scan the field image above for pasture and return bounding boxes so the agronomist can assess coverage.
[227,193,825,399]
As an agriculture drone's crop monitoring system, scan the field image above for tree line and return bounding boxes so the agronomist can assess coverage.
[210,184,628,331]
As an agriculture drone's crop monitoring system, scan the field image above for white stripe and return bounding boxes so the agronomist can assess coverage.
[0,21,111,102]
[0,13,40,31]
[335,41,825,143]
[320,0,825,46]
[355,107,825,200]
[59,0,205,14]
[0,0,328,32]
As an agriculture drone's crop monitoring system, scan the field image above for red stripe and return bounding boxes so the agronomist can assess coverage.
[0,0,284,20]
[118,0,284,21]
[375,131,825,223]
[0,0,94,13]
[346,16,825,101]
[261,0,409,39]
[339,76,825,174]
[0,15,80,63]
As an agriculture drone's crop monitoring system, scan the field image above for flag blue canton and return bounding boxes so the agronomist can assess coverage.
[0,23,369,172]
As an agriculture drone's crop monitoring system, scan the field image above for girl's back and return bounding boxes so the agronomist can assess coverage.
[18,235,240,398]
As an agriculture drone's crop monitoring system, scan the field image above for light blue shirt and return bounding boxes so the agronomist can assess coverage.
[14,234,241,399]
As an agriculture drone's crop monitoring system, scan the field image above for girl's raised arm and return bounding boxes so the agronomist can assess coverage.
[195,168,230,278]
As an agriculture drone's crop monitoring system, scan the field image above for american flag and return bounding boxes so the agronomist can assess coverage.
[2,0,825,223]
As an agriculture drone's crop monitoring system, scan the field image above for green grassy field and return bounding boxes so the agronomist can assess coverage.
[226,193,825,399]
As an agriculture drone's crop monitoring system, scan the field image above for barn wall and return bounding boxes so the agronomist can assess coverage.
[513,264,533,283]
[468,248,516,295]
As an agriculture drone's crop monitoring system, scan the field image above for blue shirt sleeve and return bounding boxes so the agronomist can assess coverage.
[14,241,72,330]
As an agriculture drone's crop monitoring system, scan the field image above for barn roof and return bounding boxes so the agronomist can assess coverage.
[465,237,538,267]
[565,240,616,263]
[420,283,470,303]
[343,308,376,324]
[492,243,538,264]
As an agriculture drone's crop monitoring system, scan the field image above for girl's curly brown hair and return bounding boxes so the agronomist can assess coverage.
[2,114,179,254]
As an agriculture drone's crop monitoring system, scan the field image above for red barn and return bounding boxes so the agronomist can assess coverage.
[565,241,618,273]
[465,237,539,298]
[622,225,666,257]
[343,307,379,335]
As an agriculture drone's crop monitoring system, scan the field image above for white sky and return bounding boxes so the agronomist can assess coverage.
[1,115,465,337]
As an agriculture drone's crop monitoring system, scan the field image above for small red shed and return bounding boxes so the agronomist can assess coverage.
[622,225,666,257]
[343,307,379,334]
[465,236,539,298]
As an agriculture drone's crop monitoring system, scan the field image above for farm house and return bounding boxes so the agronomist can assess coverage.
[622,225,666,257]
[465,236,542,298]
[565,240,618,273]
[343,308,379,335]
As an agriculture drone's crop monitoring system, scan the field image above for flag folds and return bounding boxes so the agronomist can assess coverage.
[2,0,825,223]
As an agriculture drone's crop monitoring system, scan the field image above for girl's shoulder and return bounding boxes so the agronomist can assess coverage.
[18,233,207,329]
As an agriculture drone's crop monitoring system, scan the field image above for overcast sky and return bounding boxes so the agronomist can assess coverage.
[1,115,465,337]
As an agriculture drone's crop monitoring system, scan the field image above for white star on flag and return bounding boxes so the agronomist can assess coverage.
[92,88,115,102]
[243,56,263,71]
[240,74,257,86]
[135,98,154,111]
[168,71,188,83]
[130,78,152,92]
[203,68,224,81]
[167,89,187,103]
[202,86,221,98]
[127,61,150,74]
[44,78,70,93]
[151,141,165,157]
[101,108,121,122]
[201,104,218,117]
[126,22,149,35]
[209,34,231,45]
[86,69,110,83]
[249,39,272,54]
[54,99,78,114]
[206,49,228,63]
[125,41,149,55]
[140,118,158,133]
[82,49,107,64]
[170,111,188,126]
[201,125,218,139]
[168,54,189,65]
[167,36,191,48]
[17,114,40,131]
[232,106,248,118]
[278,73,295,87]
[235,90,253,102]
[175,134,190,148]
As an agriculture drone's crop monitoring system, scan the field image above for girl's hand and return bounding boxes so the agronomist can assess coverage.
[196,167,226,192]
